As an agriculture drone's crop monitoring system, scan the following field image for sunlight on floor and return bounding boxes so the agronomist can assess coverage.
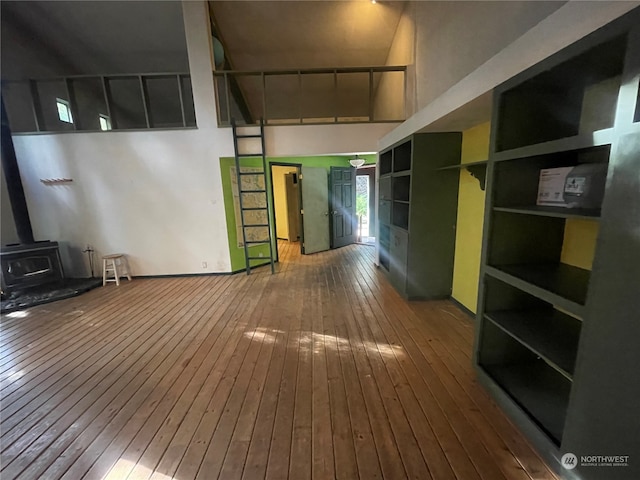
[243,327,284,344]
[102,459,176,480]
[6,310,29,318]
[2,369,24,382]
[244,327,404,358]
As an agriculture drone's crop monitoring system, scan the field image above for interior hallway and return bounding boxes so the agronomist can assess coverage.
[0,242,558,480]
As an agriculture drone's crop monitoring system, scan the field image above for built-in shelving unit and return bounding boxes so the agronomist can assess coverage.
[377,133,461,299]
[436,159,488,190]
[435,159,488,170]
[475,10,640,478]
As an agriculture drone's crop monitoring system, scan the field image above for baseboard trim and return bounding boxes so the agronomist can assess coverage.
[448,297,476,320]
[131,263,273,279]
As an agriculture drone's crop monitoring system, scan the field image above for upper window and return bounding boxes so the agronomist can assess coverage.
[56,98,73,124]
[99,114,112,131]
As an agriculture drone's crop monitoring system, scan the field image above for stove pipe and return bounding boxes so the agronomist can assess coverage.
[1,95,34,245]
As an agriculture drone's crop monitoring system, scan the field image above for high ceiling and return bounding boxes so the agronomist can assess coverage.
[210,1,407,71]
[1,1,189,78]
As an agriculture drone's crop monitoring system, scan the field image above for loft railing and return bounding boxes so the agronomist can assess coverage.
[2,73,195,134]
[213,65,407,126]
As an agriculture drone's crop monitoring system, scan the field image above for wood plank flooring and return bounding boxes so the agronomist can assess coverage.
[0,242,559,480]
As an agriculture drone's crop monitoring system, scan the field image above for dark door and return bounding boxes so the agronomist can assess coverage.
[330,166,357,248]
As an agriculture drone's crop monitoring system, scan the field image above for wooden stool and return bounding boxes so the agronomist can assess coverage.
[102,254,132,286]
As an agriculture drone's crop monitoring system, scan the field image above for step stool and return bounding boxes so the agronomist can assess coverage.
[102,254,132,286]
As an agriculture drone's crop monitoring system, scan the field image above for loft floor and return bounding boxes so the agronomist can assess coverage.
[0,242,559,480]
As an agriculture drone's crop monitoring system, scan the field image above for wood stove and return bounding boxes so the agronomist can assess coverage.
[0,241,64,296]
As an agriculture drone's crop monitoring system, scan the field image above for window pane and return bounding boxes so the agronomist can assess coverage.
[57,100,72,123]
[36,80,74,131]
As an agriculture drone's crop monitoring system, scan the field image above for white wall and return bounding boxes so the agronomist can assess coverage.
[414,1,567,110]
[266,123,396,157]
[381,0,640,149]
[11,1,235,276]
[374,2,416,120]
[8,0,399,276]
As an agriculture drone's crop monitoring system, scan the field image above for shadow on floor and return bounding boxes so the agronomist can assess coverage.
[1,278,103,313]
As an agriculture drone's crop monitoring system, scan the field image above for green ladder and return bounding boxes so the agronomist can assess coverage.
[231,118,275,274]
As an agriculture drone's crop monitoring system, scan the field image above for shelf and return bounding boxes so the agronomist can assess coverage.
[392,175,411,202]
[393,200,409,205]
[392,171,412,177]
[380,150,392,176]
[392,202,409,230]
[436,160,488,171]
[493,206,601,220]
[481,361,570,445]
[493,129,614,163]
[393,141,412,172]
[485,310,581,379]
[485,264,589,317]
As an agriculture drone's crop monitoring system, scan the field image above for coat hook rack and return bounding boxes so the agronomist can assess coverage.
[40,178,73,185]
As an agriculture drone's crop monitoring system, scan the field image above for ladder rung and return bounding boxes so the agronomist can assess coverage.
[237,134,262,138]
[245,240,270,244]
[241,189,266,193]
[239,171,265,176]
[242,207,268,211]
[237,153,264,157]
[244,224,269,228]
[247,256,271,260]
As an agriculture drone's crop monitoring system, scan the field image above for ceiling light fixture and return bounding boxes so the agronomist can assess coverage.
[349,155,365,168]
[371,0,377,4]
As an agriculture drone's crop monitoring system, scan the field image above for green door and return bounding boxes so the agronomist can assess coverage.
[300,166,330,254]
[330,166,357,249]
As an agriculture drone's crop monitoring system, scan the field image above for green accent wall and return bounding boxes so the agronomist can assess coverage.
[220,154,376,271]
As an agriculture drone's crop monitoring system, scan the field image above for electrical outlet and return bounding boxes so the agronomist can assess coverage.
[202,261,207,269]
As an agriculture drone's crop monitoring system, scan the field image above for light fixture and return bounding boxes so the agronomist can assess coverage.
[349,155,365,168]
[371,0,377,4]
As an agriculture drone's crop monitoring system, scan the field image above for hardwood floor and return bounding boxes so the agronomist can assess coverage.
[0,242,559,480]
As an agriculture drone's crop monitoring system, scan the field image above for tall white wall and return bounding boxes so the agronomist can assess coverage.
[414,1,567,110]
[382,0,640,149]
[266,123,395,157]
[8,0,398,275]
[11,1,235,276]
[373,2,416,120]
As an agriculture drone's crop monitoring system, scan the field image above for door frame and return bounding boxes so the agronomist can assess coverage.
[269,161,303,262]
[356,165,376,241]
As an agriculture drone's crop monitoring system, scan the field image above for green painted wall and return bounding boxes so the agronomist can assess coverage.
[220,154,376,271]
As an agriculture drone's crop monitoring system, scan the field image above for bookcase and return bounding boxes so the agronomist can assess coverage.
[475,9,640,479]
[378,133,461,299]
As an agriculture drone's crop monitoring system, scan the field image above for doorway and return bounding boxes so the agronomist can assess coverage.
[356,165,376,244]
[270,163,302,260]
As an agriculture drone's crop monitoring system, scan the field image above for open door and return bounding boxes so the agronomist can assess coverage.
[300,166,330,254]
[330,166,357,248]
